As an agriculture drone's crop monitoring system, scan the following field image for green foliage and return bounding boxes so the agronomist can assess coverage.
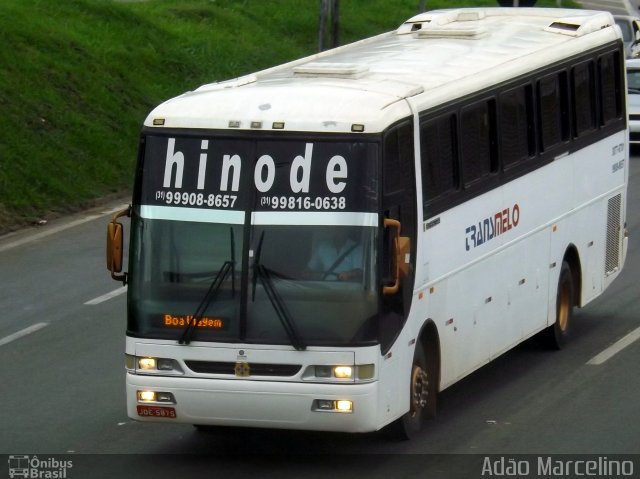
[0,0,577,232]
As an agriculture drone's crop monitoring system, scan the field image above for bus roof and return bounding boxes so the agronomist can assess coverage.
[145,7,621,134]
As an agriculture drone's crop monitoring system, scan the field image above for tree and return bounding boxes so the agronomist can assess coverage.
[318,0,340,51]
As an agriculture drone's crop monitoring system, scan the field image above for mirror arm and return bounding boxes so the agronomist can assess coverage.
[111,270,128,286]
[111,205,132,223]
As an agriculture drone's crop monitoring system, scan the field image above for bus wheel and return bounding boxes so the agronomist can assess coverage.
[386,342,436,440]
[544,261,574,349]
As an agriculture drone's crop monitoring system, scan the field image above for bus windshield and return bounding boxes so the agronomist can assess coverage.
[127,133,380,347]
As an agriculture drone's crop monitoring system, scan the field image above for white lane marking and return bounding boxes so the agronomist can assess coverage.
[0,322,49,347]
[84,286,127,305]
[587,326,640,365]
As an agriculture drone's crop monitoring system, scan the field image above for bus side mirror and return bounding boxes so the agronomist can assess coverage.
[383,218,411,295]
[107,206,131,284]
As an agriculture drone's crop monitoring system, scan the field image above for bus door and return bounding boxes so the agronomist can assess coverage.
[380,120,417,352]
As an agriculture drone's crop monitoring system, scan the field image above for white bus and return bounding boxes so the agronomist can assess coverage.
[107,7,628,438]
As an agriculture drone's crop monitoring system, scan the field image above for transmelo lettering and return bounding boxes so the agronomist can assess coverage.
[163,139,348,195]
[465,204,520,251]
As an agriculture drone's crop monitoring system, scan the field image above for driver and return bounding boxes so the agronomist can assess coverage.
[306,229,363,281]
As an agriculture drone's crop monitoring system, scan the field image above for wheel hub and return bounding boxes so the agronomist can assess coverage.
[410,365,429,416]
[558,281,571,332]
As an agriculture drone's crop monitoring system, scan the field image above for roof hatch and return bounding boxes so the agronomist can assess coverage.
[293,62,369,79]
[416,25,488,39]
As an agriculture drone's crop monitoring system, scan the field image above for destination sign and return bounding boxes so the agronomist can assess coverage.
[162,314,226,330]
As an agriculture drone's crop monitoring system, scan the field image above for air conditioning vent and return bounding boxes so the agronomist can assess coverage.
[548,21,580,32]
[544,13,613,37]
[605,194,622,275]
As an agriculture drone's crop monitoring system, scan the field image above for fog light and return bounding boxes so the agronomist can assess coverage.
[138,390,156,402]
[336,400,353,413]
[138,357,157,370]
[156,392,176,403]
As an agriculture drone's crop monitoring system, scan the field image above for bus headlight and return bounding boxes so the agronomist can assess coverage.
[126,355,184,375]
[138,357,156,370]
[304,364,374,382]
[333,366,353,379]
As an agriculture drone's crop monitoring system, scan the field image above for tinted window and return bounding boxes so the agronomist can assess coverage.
[460,100,496,187]
[500,85,534,168]
[599,52,622,125]
[421,114,458,204]
[538,75,561,150]
[572,62,596,137]
[384,122,414,196]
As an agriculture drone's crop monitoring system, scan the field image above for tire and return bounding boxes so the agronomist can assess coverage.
[543,261,574,350]
[385,341,437,440]
[193,424,217,433]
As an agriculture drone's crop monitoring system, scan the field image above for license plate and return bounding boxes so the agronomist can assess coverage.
[137,405,176,418]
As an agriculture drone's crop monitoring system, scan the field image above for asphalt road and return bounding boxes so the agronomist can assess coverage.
[1,157,639,478]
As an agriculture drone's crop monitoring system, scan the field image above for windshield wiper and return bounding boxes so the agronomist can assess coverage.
[179,228,236,345]
[252,232,305,351]
[179,261,233,345]
[254,265,305,351]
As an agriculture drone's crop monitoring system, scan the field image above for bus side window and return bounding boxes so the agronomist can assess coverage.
[572,61,597,138]
[537,71,569,152]
[500,85,535,170]
[420,113,459,210]
[598,51,623,126]
[460,99,498,188]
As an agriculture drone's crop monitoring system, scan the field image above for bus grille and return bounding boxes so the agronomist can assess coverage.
[185,360,302,377]
[605,194,622,275]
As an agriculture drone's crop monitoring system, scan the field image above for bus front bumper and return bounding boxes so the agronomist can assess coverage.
[126,373,381,433]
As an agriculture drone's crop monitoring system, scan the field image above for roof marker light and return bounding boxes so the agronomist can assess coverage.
[251,121,262,129]
[351,124,365,132]
[153,118,165,126]
[272,122,285,129]
[228,120,241,128]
